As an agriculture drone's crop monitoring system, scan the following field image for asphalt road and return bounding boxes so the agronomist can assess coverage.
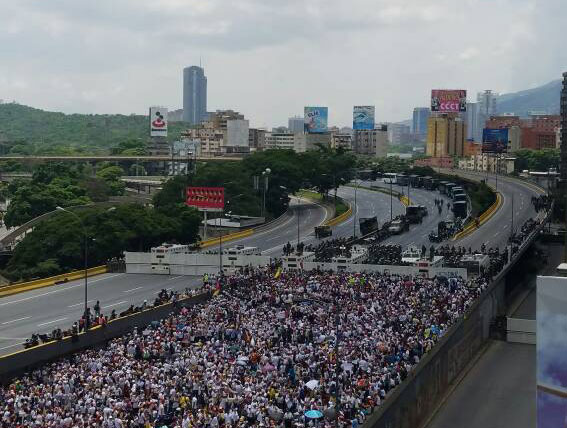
[0,273,202,355]
[425,341,536,428]
[446,170,545,251]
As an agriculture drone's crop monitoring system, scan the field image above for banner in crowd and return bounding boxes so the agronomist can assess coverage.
[430,90,467,113]
[186,187,225,211]
[537,276,567,427]
[304,107,328,133]
[353,106,375,130]
[149,106,168,137]
[482,128,509,153]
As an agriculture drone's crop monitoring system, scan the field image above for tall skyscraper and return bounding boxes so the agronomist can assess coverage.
[183,66,207,125]
[474,90,498,142]
[465,102,479,140]
[560,72,567,180]
[412,107,430,142]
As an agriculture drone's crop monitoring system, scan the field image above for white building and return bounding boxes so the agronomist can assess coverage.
[226,119,250,147]
[264,132,296,150]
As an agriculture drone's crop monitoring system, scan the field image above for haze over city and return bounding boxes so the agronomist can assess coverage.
[1,0,566,127]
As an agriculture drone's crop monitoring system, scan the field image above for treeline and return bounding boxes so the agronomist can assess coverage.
[1,147,357,280]
[0,103,189,155]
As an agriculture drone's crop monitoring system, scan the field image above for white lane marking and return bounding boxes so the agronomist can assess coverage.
[0,342,25,351]
[1,316,31,325]
[503,225,508,229]
[0,274,125,307]
[37,317,67,327]
[494,232,500,236]
[0,336,27,340]
[168,276,183,281]
[123,286,143,293]
[103,300,127,309]
[68,299,95,308]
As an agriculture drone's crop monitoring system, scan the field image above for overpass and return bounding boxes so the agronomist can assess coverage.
[0,155,242,162]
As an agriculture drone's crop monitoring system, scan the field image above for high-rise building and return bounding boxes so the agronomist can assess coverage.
[388,123,411,145]
[288,116,304,134]
[426,115,467,157]
[474,90,498,142]
[353,127,388,157]
[412,107,430,142]
[465,102,478,140]
[183,66,207,125]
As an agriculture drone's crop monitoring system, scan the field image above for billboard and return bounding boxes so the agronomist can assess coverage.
[304,107,328,133]
[186,187,225,211]
[431,90,467,113]
[537,276,567,427]
[149,106,168,137]
[353,106,375,130]
[482,128,509,153]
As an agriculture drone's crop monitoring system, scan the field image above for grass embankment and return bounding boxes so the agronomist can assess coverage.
[296,190,348,218]
[464,181,496,217]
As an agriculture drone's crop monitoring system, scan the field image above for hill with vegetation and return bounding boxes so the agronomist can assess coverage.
[0,103,191,155]
[496,79,561,117]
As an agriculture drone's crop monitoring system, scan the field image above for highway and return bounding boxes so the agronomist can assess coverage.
[0,273,202,355]
[446,170,545,251]
[0,172,545,356]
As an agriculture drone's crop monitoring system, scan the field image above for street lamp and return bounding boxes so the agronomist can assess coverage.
[353,179,361,238]
[262,168,271,219]
[56,206,89,326]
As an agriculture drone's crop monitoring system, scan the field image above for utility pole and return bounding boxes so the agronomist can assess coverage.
[389,179,393,220]
[297,197,300,246]
[511,192,514,235]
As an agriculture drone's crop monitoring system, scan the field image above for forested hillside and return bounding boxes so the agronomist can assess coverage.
[0,103,190,155]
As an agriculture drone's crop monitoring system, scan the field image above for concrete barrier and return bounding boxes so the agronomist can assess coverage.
[365,212,550,428]
[0,266,108,298]
[324,203,352,227]
[199,229,254,249]
[0,292,211,384]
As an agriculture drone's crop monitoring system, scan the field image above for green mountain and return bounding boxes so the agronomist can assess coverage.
[0,103,191,155]
[496,79,561,117]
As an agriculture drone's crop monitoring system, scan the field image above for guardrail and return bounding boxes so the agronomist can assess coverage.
[324,203,352,227]
[453,192,503,240]
[0,266,108,298]
[199,228,255,249]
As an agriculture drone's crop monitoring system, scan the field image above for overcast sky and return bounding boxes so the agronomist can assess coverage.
[0,0,565,128]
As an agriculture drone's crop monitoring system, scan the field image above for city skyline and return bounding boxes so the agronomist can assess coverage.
[0,0,565,128]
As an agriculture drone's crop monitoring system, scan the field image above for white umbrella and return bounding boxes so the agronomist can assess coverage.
[305,380,319,390]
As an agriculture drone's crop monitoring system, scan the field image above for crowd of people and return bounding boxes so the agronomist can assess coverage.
[366,244,408,266]
[24,288,206,349]
[1,268,489,428]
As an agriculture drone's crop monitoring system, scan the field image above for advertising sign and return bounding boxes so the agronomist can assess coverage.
[431,90,467,113]
[149,106,168,137]
[304,107,328,133]
[537,276,567,427]
[150,107,167,137]
[482,128,509,153]
[186,187,225,211]
[353,106,375,130]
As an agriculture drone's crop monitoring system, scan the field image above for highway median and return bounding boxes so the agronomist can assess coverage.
[0,266,108,299]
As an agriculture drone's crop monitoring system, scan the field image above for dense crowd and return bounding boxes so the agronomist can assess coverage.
[366,244,409,266]
[0,268,489,428]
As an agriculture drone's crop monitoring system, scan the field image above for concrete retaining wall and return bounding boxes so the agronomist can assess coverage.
[365,215,548,428]
[0,292,211,384]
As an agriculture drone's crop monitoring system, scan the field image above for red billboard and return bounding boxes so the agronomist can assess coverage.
[186,187,225,211]
[431,90,467,113]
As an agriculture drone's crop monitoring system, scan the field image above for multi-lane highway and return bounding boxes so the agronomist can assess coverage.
[0,171,546,356]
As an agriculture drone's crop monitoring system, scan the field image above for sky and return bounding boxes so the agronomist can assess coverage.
[0,0,566,128]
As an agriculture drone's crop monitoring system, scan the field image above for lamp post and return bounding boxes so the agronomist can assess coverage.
[353,179,361,238]
[56,207,89,325]
[262,168,271,219]
[390,179,393,221]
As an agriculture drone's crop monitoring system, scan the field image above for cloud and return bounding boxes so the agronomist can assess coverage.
[0,0,565,126]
